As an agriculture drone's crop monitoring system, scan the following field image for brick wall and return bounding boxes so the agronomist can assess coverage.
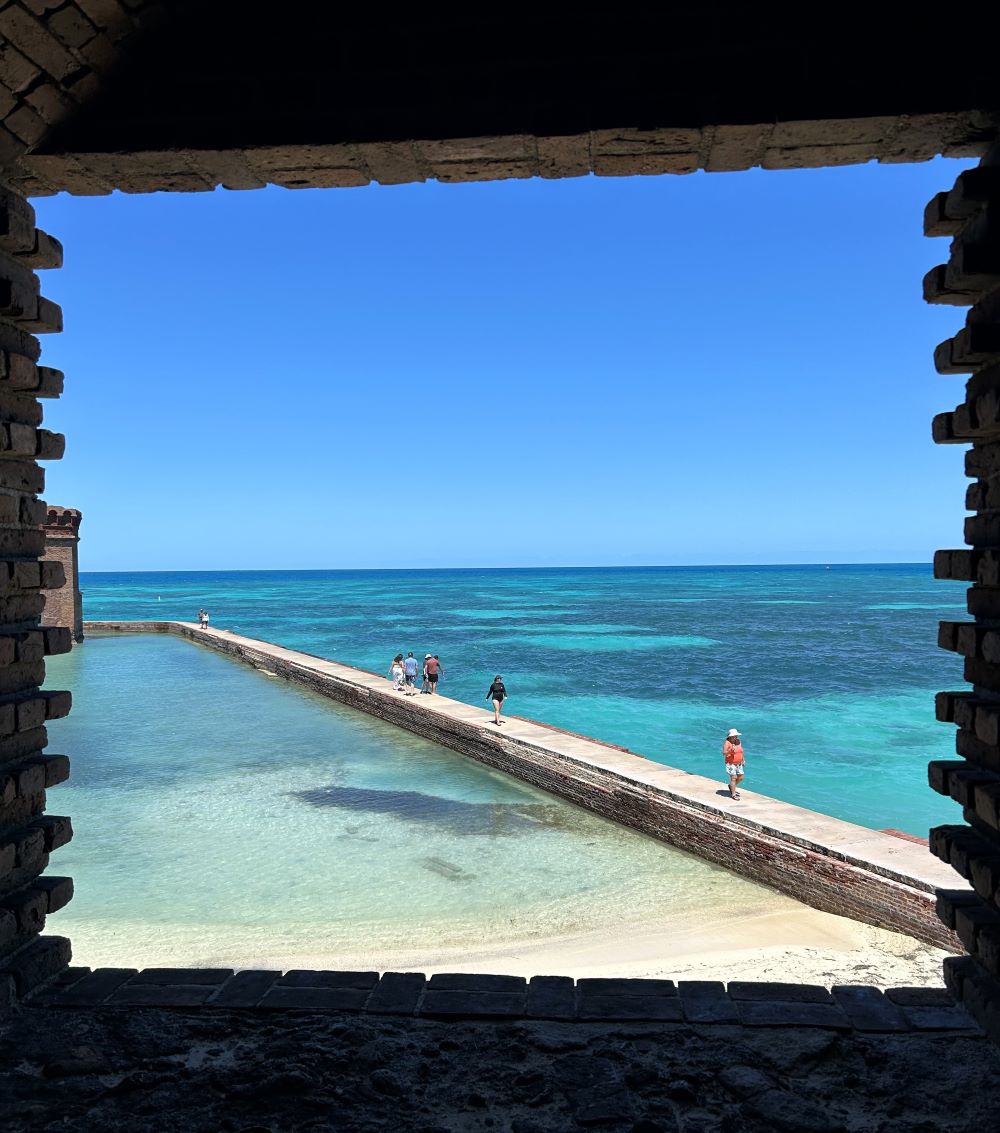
[927,139,1000,1040]
[40,505,80,642]
[0,182,72,1014]
[95,621,955,951]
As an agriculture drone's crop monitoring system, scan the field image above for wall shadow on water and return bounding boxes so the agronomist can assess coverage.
[290,784,586,837]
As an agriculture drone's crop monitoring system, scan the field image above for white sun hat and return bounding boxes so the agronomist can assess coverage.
[727,728,742,737]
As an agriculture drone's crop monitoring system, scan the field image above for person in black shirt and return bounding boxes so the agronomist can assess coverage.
[486,675,507,726]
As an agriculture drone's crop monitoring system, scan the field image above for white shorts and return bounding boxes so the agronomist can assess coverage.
[725,762,745,779]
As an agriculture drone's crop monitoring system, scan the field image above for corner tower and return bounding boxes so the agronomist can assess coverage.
[41,507,82,644]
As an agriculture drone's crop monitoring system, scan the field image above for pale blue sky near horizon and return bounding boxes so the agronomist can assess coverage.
[33,157,973,571]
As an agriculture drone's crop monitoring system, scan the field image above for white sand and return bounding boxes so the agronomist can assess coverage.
[65,902,952,989]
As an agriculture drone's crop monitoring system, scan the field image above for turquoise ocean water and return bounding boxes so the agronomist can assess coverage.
[73,563,963,836]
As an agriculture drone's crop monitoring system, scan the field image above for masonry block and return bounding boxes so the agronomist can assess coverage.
[276,969,378,990]
[526,975,576,1020]
[365,971,425,1016]
[0,934,70,994]
[49,967,136,1005]
[208,969,281,1007]
[831,985,910,1032]
[258,986,372,1011]
[419,989,527,1018]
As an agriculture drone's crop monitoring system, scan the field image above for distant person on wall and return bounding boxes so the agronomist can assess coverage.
[424,653,442,694]
[420,655,432,694]
[198,609,209,630]
[486,675,508,725]
[389,654,405,692]
[723,728,745,800]
[403,651,419,695]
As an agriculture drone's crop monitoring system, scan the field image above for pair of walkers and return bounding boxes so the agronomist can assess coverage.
[389,652,442,695]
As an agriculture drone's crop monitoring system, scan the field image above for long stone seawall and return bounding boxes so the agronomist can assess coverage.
[85,620,965,950]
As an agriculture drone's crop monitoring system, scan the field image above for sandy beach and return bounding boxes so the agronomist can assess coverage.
[64,900,952,990]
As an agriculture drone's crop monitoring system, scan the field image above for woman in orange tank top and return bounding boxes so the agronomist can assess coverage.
[723,727,745,800]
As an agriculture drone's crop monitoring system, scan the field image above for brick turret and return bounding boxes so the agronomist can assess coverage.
[41,507,82,644]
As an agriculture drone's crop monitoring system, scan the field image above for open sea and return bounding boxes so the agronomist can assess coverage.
[73,563,963,835]
[43,563,965,968]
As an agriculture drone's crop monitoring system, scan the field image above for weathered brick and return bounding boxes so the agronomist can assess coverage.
[258,986,371,1011]
[129,967,234,986]
[419,989,526,1018]
[276,969,378,990]
[366,971,425,1016]
[578,994,684,1022]
[110,984,218,1006]
[737,1001,850,1028]
[728,982,832,1003]
[209,969,280,1007]
[427,972,526,993]
[526,975,575,1020]
[29,814,71,851]
[2,885,47,933]
[50,967,136,1005]
[41,690,71,720]
[34,876,72,913]
[678,981,739,1024]
[0,7,78,80]
[831,987,910,1032]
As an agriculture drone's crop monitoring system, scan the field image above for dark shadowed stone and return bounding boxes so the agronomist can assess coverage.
[428,972,526,992]
[736,1002,850,1029]
[577,978,676,997]
[902,1005,979,1031]
[728,982,832,1003]
[573,1084,634,1126]
[719,1065,774,1094]
[109,984,218,1006]
[367,971,425,1015]
[527,975,576,1019]
[748,1088,842,1132]
[210,970,281,1007]
[420,989,526,1017]
[679,981,739,1024]
[884,986,956,1007]
[831,986,909,1032]
[577,995,683,1022]
[277,969,379,989]
[128,968,234,986]
[258,986,372,1010]
[48,967,137,1005]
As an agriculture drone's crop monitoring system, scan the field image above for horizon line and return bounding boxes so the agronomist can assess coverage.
[77,560,938,575]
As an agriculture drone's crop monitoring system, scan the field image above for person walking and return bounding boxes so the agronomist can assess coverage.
[389,654,405,692]
[486,674,508,725]
[723,728,745,800]
[197,609,206,629]
[403,651,419,695]
[420,655,432,694]
[424,653,442,694]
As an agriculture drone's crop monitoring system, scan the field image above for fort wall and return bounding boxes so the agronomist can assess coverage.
[40,507,81,644]
[85,619,963,952]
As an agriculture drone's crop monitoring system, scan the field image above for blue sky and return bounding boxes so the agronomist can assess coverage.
[33,157,972,571]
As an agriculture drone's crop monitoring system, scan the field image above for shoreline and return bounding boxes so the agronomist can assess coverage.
[82,620,965,951]
[60,901,951,990]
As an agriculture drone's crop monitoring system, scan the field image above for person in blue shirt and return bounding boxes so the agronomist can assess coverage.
[402,651,419,695]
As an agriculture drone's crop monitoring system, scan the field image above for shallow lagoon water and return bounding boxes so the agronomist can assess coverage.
[47,635,799,967]
[78,564,965,834]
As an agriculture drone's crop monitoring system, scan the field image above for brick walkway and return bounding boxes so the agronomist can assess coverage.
[29,966,980,1034]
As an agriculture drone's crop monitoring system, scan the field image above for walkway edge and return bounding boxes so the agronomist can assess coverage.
[82,620,967,950]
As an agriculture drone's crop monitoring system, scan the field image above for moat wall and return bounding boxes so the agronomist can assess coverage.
[85,620,964,951]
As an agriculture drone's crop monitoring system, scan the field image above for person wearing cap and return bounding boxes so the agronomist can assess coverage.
[723,728,745,800]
